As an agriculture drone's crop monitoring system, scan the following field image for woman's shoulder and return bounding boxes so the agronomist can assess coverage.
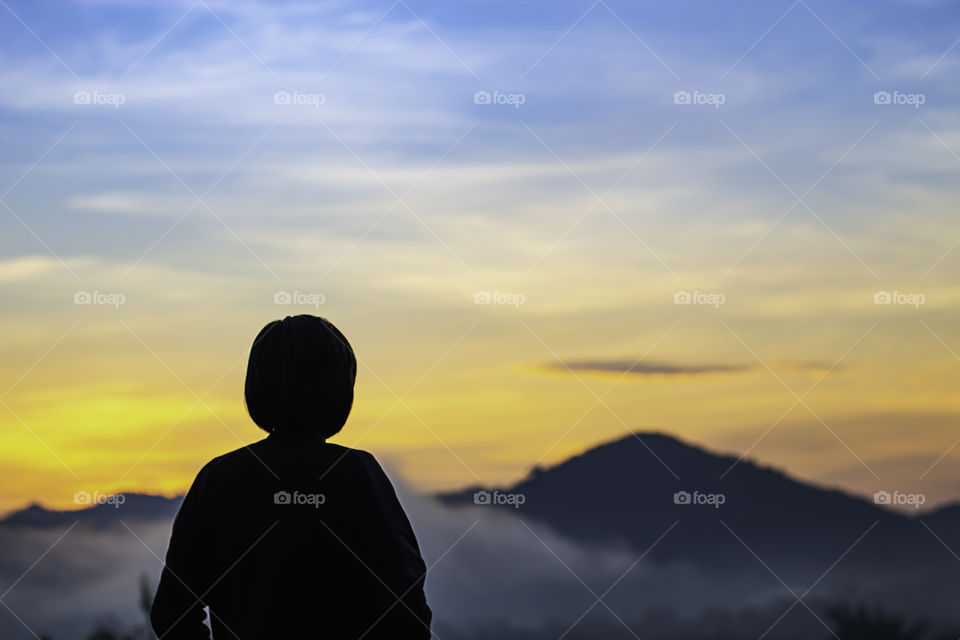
[324,442,377,459]
[208,439,383,473]
[321,443,384,472]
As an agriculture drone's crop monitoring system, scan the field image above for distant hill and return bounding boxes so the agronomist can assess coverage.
[438,432,960,583]
[0,493,182,528]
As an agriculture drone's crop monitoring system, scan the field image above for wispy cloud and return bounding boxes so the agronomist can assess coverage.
[539,359,838,377]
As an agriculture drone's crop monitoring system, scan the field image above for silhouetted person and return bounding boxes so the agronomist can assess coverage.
[151,315,431,639]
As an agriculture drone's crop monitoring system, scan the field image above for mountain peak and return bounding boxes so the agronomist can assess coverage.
[438,428,925,572]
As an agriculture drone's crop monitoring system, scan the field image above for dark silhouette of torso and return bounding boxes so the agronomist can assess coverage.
[151,432,431,639]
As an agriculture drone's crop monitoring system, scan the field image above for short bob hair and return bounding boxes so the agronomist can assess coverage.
[244,315,357,438]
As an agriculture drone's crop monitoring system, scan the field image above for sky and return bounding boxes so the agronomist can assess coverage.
[1,0,960,513]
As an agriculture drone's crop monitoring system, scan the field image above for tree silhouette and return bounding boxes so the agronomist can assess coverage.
[80,573,158,640]
[826,603,925,640]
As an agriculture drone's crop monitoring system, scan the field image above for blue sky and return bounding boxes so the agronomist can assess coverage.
[2,0,958,276]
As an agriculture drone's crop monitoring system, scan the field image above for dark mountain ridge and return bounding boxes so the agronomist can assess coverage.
[1,493,181,528]
[439,431,960,583]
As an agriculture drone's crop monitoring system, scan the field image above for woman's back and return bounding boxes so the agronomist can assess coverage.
[150,316,431,639]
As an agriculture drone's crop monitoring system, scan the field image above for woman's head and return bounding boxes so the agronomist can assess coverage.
[244,315,356,438]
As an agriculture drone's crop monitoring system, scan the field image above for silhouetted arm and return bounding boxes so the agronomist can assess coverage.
[355,452,432,639]
[151,462,215,639]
